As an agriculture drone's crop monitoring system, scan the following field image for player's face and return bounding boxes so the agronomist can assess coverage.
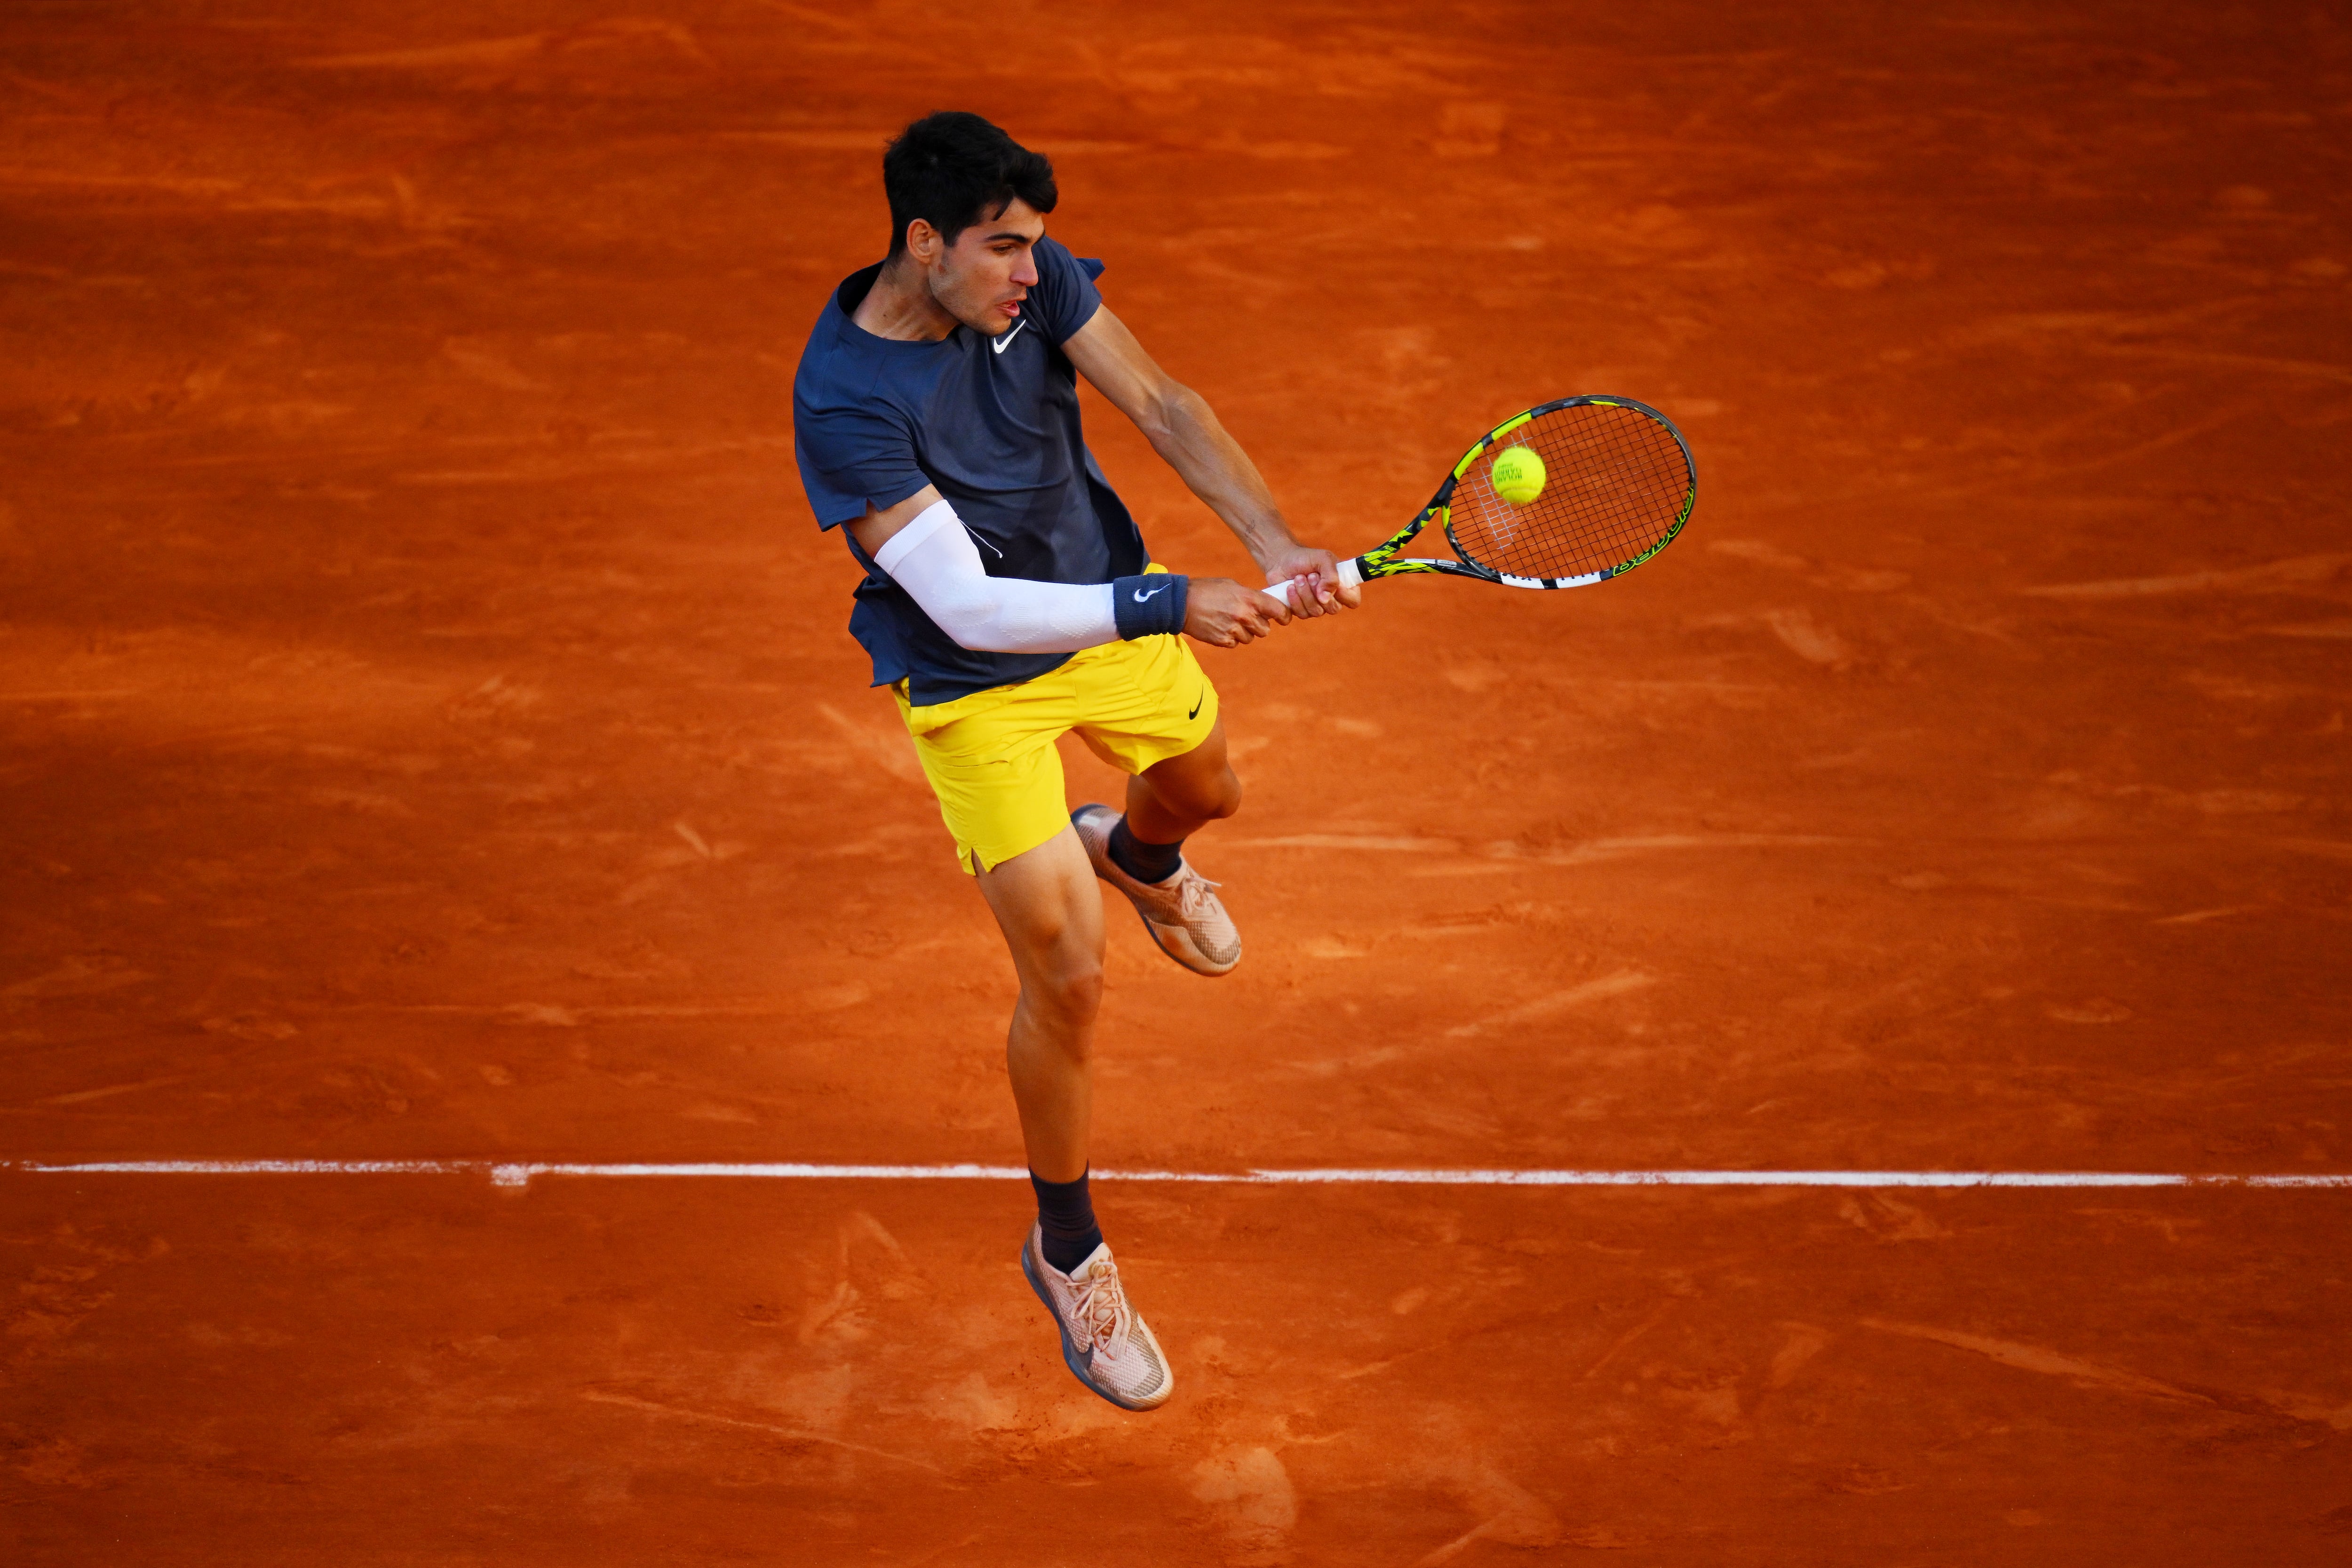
[923,199,1045,337]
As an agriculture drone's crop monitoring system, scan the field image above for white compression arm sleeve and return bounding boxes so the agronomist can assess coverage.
[872,498,1120,654]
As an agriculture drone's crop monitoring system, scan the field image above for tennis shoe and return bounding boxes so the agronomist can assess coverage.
[1020,1225,1174,1412]
[1071,804,1241,977]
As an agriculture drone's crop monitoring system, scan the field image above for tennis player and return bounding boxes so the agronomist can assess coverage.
[791,112,1358,1411]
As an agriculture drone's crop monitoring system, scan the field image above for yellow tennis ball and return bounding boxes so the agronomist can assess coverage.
[1489,445,1546,506]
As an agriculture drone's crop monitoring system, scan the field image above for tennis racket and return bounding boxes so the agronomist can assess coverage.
[1263,395,1696,605]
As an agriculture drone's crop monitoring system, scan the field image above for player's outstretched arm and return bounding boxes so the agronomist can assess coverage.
[1065,307,1361,617]
[849,487,1287,652]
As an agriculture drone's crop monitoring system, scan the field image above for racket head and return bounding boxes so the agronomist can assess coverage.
[1430,396,1697,589]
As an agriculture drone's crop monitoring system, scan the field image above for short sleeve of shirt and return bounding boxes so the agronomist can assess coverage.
[1025,237,1105,345]
[795,399,928,531]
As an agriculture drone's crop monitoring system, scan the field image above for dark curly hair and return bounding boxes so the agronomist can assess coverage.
[882,112,1057,259]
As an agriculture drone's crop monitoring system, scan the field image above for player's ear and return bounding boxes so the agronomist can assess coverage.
[905,217,940,265]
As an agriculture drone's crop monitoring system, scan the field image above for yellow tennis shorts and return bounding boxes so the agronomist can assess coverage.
[894,631,1219,874]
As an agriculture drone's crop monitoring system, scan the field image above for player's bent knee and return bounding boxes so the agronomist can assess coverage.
[1152,764,1241,825]
[1179,773,1241,826]
[1205,769,1241,820]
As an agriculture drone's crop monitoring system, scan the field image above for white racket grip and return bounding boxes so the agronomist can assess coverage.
[1261,556,1363,609]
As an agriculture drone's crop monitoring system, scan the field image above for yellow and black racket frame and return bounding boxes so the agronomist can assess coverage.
[1346,395,1698,591]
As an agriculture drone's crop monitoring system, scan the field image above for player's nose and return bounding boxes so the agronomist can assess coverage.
[1011,250,1040,287]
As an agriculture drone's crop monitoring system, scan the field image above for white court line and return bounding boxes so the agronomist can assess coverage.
[5,1160,2349,1190]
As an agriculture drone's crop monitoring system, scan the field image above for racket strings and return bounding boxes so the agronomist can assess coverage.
[1449,404,1692,581]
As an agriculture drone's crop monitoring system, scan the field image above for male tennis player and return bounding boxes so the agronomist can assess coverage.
[792,112,1356,1411]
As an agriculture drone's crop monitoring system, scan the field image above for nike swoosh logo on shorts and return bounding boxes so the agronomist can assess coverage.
[1187,691,1204,720]
[991,320,1028,354]
[1132,583,1168,603]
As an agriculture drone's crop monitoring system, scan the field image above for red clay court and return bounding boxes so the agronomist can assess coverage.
[3,3,2349,1562]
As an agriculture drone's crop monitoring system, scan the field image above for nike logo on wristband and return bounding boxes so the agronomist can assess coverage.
[1132,583,1169,603]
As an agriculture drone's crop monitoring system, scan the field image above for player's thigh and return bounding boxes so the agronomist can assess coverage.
[898,680,1076,875]
[973,825,1105,993]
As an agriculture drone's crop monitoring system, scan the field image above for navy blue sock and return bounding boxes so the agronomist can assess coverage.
[1108,817,1184,885]
[1030,1168,1104,1274]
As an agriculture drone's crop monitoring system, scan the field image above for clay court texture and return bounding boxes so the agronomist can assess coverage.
[3,1,2349,1562]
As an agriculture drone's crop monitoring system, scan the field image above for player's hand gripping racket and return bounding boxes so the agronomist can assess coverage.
[1264,395,1696,607]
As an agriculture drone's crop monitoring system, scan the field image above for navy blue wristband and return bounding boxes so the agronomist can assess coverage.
[1112,573,1189,640]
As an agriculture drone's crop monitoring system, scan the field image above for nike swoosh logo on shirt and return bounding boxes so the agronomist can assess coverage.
[1132,583,1169,603]
[991,320,1028,354]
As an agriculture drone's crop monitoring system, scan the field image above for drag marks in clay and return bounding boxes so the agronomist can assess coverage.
[2023,550,2352,600]
[1189,1445,1298,1564]
[297,18,713,74]
[1867,1319,2352,1429]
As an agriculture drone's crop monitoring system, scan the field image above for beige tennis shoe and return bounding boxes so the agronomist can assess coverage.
[1070,804,1241,977]
[1020,1225,1174,1411]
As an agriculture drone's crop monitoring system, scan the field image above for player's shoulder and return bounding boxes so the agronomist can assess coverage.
[1034,233,1105,286]
[1030,236,1105,343]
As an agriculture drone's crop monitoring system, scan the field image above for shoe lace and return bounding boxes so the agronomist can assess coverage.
[1070,1256,1133,1355]
[1174,870,1222,920]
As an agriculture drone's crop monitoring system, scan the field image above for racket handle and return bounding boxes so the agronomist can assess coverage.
[1261,556,1363,609]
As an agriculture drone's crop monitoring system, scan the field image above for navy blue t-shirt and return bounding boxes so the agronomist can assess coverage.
[792,237,1150,705]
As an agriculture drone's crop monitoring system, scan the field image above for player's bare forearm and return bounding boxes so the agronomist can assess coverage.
[1139,385,1293,566]
[1145,388,1360,614]
[1065,308,1359,613]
